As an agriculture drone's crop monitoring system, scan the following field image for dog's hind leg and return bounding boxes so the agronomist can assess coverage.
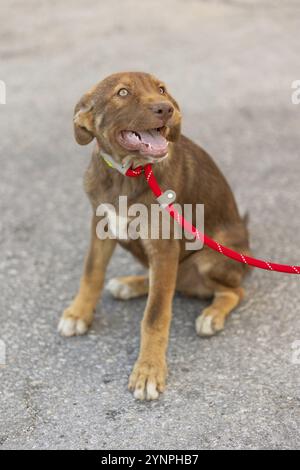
[177,246,248,337]
[107,275,149,300]
[195,286,245,336]
[195,248,248,337]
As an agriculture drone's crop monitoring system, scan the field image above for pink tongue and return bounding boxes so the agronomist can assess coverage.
[139,129,166,149]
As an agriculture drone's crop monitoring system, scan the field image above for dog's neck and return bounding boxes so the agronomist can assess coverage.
[96,140,171,175]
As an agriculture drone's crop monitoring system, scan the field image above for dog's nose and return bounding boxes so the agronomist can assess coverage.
[150,102,174,120]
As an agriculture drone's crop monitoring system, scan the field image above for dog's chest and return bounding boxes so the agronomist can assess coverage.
[95,185,148,241]
[105,205,131,240]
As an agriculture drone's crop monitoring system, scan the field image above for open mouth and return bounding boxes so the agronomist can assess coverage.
[117,127,168,157]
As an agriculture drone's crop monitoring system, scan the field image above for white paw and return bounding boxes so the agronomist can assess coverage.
[133,381,159,401]
[58,317,89,337]
[128,361,166,401]
[195,314,215,337]
[106,278,134,300]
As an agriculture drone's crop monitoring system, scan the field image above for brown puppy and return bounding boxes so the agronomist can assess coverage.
[58,72,251,400]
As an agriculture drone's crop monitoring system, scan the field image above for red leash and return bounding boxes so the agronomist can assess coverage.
[126,164,300,275]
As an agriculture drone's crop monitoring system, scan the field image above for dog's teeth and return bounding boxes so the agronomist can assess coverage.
[133,131,141,140]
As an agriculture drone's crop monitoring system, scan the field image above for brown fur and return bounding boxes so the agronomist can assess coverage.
[58,72,251,400]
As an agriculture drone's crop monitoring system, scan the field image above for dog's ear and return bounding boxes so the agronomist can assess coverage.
[167,121,181,142]
[73,94,95,145]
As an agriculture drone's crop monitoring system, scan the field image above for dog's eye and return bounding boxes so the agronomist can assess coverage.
[159,86,165,94]
[118,88,129,97]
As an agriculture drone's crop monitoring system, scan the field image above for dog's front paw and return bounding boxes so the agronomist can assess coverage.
[128,358,167,401]
[58,306,92,337]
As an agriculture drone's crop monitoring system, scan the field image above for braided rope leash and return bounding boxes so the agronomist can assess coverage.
[125,163,300,275]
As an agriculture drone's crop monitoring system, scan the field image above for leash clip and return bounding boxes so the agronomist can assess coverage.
[157,189,176,208]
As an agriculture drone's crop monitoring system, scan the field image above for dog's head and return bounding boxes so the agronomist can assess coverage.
[73,72,181,165]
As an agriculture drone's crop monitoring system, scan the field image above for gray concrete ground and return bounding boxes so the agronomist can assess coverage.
[1,0,300,450]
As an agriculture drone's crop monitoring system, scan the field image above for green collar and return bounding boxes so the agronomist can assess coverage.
[100,151,132,175]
